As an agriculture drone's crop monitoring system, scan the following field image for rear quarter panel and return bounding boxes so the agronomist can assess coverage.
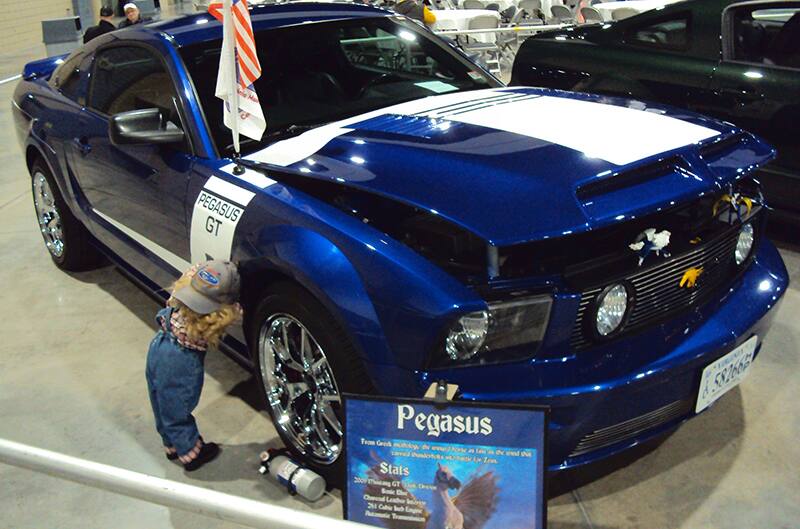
[12,76,83,205]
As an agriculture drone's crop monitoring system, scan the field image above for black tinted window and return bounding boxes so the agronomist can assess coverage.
[89,46,179,117]
[628,16,690,50]
[732,7,800,68]
[49,51,85,102]
[180,16,497,155]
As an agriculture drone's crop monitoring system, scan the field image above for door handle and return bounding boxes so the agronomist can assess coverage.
[720,87,764,105]
[73,137,91,156]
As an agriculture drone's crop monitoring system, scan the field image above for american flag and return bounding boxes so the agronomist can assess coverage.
[208,0,266,145]
[208,0,261,88]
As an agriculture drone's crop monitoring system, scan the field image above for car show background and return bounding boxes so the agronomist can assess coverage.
[0,0,799,528]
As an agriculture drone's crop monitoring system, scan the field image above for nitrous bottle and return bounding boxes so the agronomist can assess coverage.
[258,449,326,502]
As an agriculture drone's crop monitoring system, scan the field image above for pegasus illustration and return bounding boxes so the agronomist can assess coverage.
[364,459,499,529]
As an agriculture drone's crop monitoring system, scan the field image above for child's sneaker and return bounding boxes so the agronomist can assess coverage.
[183,442,220,471]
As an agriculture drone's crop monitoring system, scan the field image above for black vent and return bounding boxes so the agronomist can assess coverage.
[576,156,685,201]
[699,133,745,161]
[569,399,692,458]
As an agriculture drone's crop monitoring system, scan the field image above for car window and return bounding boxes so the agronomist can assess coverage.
[731,7,800,68]
[626,15,690,51]
[339,26,460,83]
[49,51,85,102]
[180,16,498,156]
[88,45,180,123]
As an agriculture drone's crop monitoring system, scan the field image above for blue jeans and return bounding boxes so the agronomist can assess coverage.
[145,309,206,456]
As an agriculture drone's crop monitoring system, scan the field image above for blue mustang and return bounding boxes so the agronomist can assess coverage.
[12,2,789,479]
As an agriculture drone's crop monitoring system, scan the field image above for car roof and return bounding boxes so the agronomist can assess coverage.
[148,2,394,47]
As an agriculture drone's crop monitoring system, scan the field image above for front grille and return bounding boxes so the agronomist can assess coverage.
[569,399,692,458]
[570,225,743,350]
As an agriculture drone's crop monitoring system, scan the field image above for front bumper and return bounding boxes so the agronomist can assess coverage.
[411,240,789,470]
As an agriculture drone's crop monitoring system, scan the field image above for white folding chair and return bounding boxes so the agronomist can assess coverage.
[612,7,639,20]
[550,4,574,23]
[580,5,603,23]
[517,0,542,18]
[462,14,502,76]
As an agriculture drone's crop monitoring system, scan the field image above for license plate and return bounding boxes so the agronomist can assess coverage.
[695,335,758,413]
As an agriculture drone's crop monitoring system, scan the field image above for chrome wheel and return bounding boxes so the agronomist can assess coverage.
[32,171,64,258]
[259,314,343,464]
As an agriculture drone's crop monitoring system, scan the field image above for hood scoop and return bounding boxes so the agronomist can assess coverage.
[576,156,715,225]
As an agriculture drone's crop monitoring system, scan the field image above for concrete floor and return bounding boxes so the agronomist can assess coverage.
[1,23,799,529]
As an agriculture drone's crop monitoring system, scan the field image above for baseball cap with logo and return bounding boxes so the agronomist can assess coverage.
[173,260,240,315]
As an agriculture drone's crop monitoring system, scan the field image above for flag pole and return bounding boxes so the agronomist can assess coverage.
[223,0,245,175]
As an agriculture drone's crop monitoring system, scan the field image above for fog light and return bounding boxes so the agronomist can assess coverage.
[735,223,754,265]
[446,311,489,360]
[595,283,629,336]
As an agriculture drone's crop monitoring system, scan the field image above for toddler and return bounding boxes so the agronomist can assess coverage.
[145,260,241,471]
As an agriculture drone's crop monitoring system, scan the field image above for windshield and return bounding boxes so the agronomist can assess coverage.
[180,16,499,156]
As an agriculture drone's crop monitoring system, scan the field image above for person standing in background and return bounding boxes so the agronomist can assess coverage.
[394,0,437,27]
[83,6,116,43]
[118,3,149,28]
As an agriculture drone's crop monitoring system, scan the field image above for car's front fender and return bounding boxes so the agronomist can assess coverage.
[225,175,488,395]
[243,223,390,364]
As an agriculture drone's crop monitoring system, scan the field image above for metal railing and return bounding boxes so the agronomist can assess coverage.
[434,22,567,37]
[0,438,376,529]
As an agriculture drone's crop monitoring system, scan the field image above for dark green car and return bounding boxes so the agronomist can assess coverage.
[511,0,800,224]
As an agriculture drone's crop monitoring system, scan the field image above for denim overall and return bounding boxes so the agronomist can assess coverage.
[145,307,206,456]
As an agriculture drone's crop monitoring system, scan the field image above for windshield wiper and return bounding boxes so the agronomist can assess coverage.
[262,123,325,144]
[224,123,324,153]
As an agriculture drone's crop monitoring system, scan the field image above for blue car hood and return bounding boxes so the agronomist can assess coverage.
[246,87,774,246]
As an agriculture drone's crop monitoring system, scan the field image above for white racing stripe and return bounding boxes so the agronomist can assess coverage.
[438,95,720,165]
[96,171,270,271]
[247,89,521,167]
[190,176,256,263]
[203,174,257,205]
[93,208,191,272]
[248,88,720,167]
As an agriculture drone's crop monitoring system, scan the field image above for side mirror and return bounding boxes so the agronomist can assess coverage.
[109,108,185,146]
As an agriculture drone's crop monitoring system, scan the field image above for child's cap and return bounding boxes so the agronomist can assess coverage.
[173,260,240,315]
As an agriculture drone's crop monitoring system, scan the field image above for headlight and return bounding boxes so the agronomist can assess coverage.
[483,296,552,351]
[443,296,552,363]
[595,283,630,336]
[445,311,489,360]
[735,223,754,265]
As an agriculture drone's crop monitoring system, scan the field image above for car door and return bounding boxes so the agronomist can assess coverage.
[711,1,800,220]
[71,43,194,287]
[579,10,721,113]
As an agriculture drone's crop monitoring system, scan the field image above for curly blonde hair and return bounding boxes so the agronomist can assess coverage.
[168,267,241,348]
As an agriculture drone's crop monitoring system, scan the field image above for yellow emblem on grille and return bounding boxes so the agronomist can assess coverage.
[713,193,753,217]
[680,267,704,288]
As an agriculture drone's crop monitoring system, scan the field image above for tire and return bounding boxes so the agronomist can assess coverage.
[247,281,374,485]
[30,158,101,271]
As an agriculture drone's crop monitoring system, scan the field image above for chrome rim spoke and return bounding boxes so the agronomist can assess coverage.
[286,382,310,403]
[259,314,343,464]
[300,328,314,369]
[272,321,304,374]
[311,401,336,450]
[316,394,343,437]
